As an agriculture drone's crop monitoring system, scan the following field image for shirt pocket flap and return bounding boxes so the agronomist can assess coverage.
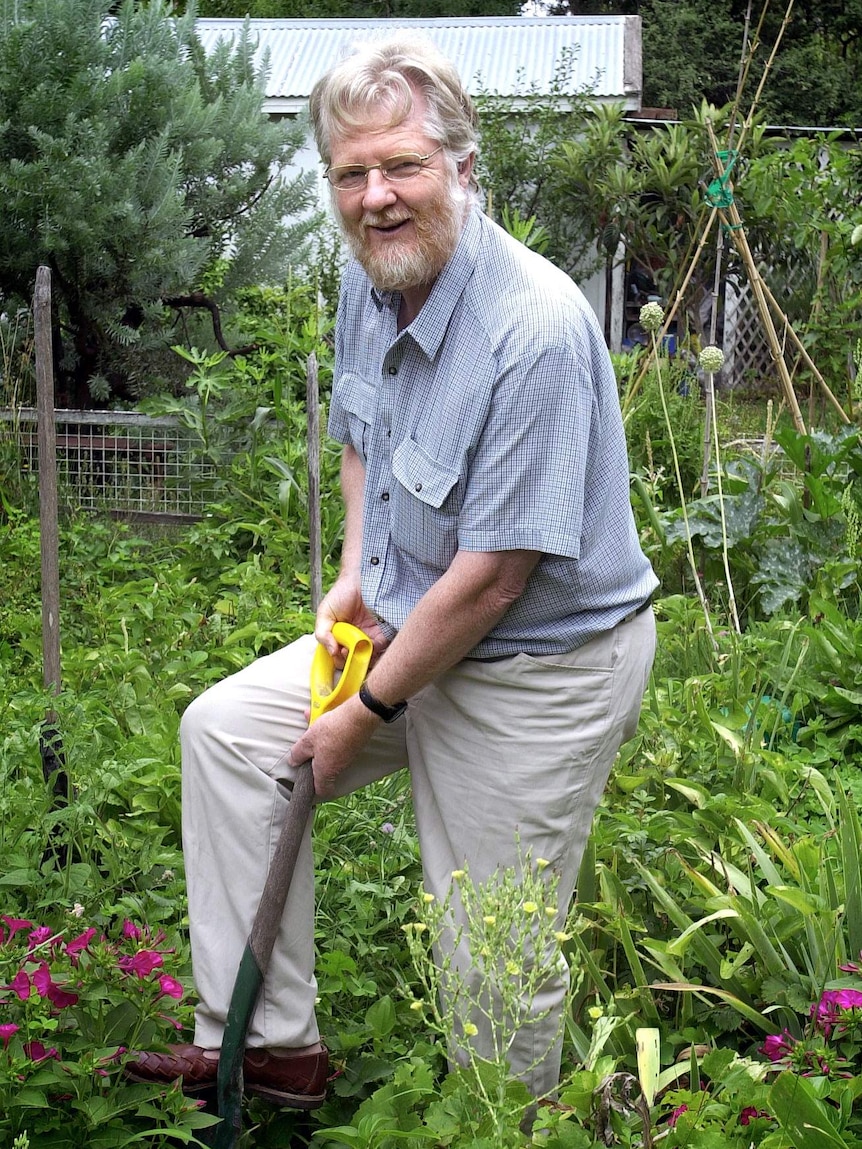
[336,371,378,423]
[392,437,460,510]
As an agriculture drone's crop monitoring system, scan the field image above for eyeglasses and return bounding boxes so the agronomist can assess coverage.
[324,147,443,192]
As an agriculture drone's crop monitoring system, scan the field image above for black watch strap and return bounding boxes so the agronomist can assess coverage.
[359,681,408,723]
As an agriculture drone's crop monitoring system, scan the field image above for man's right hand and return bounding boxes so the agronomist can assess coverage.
[314,574,390,665]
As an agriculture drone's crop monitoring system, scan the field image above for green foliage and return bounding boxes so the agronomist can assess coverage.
[0,0,320,404]
[474,52,598,277]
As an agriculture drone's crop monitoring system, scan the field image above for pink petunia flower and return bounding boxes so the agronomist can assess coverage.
[65,928,97,959]
[24,1040,60,1063]
[118,950,164,978]
[27,926,56,952]
[761,1030,796,1062]
[32,962,79,1008]
[832,989,862,1009]
[0,1023,19,1047]
[156,974,184,1001]
[1,917,33,944]
[9,969,31,1000]
[740,1107,770,1125]
[122,920,143,941]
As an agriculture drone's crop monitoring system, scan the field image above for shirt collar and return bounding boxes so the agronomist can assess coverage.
[365,207,483,355]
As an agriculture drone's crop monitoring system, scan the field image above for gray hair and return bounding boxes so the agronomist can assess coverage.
[309,34,479,178]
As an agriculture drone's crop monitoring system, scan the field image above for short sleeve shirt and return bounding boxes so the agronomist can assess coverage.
[328,207,658,658]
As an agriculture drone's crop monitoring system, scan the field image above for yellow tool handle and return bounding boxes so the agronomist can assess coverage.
[309,621,373,724]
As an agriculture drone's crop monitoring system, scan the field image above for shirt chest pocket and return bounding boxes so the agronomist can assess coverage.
[391,437,464,570]
[336,371,378,460]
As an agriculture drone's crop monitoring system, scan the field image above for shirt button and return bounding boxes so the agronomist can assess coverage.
[388,366,397,375]
[381,491,390,501]
[370,556,380,566]
[415,483,423,493]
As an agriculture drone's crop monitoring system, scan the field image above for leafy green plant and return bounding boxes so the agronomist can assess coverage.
[0,913,213,1147]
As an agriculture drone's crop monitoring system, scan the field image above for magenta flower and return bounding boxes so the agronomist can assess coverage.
[668,1104,688,1127]
[28,926,56,952]
[0,1023,19,1047]
[157,974,184,1001]
[24,1040,60,1063]
[119,949,164,978]
[1,917,33,944]
[761,1030,796,1062]
[9,969,31,1000]
[122,920,143,941]
[831,989,862,1009]
[740,1107,770,1125]
[32,961,79,1008]
[65,927,97,959]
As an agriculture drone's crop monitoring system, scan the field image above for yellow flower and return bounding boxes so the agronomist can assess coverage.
[483,915,496,926]
[451,869,466,881]
[523,901,538,914]
[463,1022,479,1037]
[422,892,435,904]
[410,999,424,1011]
[506,960,520,976]
[413,922,428,934]
[588,1005,603,1020]
[536,858,550,871]
[554,931,572,943]
[545,907,557,918]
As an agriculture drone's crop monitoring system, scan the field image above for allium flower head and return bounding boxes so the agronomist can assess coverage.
[699,345,725,373]
[639,302,664,333]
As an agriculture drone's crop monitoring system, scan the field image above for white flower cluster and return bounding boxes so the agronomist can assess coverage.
[639,301,665,333]
[699,345,725,373]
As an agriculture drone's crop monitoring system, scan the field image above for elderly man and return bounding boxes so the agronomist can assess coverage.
[128,34,657,1107]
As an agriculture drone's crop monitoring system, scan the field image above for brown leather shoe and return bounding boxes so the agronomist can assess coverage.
[125,1043,218,1094]
[243,1042,328,1109]
[125,1041,328,1109]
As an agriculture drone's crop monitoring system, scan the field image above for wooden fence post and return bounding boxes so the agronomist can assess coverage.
[306,352,323,613]
[34,265,68,810]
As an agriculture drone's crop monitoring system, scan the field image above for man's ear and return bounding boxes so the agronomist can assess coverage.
[457,151,476,189]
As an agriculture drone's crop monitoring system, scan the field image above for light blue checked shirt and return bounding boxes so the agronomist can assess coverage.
[329,208,658,658]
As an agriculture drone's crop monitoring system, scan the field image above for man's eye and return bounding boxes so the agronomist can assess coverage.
[385,160,422,179]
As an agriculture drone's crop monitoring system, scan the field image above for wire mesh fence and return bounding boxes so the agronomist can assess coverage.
[1,408,219,521]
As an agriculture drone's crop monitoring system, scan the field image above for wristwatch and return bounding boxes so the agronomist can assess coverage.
[359,681,408,723]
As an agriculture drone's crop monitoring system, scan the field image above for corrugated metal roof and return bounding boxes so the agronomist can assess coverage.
[195,16,641,113]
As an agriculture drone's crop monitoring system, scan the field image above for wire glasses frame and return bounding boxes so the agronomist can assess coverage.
[324,147,444,192]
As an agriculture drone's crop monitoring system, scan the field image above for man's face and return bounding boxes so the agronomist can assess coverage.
[328,92,472,295]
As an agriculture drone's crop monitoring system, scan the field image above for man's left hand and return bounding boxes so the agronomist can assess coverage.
[290,697,379,799]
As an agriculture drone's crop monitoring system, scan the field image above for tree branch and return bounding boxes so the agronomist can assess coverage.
[163,291,258,357]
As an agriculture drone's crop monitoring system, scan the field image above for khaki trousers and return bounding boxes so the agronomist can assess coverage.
[182,607,655,1097]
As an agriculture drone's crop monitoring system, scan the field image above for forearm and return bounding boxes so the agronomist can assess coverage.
[338,444,365,576]
[364,548,540,706]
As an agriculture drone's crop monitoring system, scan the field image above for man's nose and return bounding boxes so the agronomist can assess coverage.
[362,169,397,210]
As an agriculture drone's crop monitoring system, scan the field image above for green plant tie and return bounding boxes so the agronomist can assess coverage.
[705,148,740,213]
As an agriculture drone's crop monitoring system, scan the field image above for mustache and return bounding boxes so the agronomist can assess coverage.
[361,210,410,227]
